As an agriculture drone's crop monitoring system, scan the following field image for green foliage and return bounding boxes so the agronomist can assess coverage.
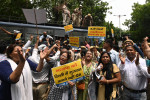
[0,0,33,21]
[31,0,110,26]
[0,0,110,28]
[125,3,150,42]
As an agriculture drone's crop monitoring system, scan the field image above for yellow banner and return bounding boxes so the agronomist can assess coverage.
[64,24,73,33]
[111,29,114,34]
[15,33,22,40]
[111,28,114,37]
[88,26,106,37]
[52,59,85,86]
[69,37,79,47]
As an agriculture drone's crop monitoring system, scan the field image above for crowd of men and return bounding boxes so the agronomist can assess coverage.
[0,27,150,100]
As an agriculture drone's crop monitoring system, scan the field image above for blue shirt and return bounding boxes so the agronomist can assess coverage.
[109,49,120,65]
[0,59,37,100]
[146,59,150,67]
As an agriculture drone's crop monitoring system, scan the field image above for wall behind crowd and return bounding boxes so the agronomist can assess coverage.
[0,22,88,46]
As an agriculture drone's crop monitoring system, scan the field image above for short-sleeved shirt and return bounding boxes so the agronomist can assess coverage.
[0,59,37,100]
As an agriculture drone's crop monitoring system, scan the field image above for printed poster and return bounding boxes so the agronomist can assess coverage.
[69,37,79,47]
[88,26,106,38]
[64,24,73,33]
[52,59,85,87]
[15,33,22,40]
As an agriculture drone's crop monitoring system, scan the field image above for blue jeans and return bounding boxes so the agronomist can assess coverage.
[123,87,147,100]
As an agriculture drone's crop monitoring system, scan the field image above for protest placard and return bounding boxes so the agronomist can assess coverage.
[111,28,114,37]
[52,59,85,87]
[22,9,47,34]
[64,24,73,33]
[88,26,106,38]
[69,37,79,47]
[15,33,22,40]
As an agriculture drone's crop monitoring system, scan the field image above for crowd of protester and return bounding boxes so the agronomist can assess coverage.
[0,27,150,100]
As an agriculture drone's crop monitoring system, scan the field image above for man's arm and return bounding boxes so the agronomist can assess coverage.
[47,35,53,40]
[135,53,150,78]
[39,35,44,42]
[0,27,13,35]
[133,43,144,58]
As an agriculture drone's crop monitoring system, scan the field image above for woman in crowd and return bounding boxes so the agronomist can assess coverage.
[77,50,97,100]
[97,51,121,100]
[47,50,76,100]
[0,44,46,100]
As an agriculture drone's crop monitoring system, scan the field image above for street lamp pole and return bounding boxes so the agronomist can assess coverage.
[114,15,126,37]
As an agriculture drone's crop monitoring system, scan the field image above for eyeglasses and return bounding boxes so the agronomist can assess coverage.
[60,55,67,59]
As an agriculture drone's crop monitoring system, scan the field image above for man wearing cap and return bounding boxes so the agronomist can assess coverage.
[123,39,144,58]
[72,5,82,27]
[0,27,21,43]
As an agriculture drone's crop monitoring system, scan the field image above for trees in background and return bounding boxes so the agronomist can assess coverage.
[124,2,150,42]
[0,0,110,27]
[0,0,32,21]
[31,0,110,26]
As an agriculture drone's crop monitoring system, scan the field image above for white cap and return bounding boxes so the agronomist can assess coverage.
[13,30,20,33]
[102,49,106,52]
[79,4,82,7]
[28,47,31,49]
[38,44,47,51]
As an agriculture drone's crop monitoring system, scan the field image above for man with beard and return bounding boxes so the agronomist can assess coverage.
[118,45,150,100]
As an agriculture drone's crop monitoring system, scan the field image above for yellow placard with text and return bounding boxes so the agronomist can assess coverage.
[52,59,85,86]
[64,24,73,33]
[88,26,106,37]
[15,33,22,40]
[69,37,79,47]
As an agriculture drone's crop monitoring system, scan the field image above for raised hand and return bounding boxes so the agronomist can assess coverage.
[135,53,140,66]
[30,35,34,41]
[46,38,49,42]
[40,47,48,59]
[17,49,25,63]
[68,81,75,87]
[36,35,40,42]
[53,44,58,48]
[144,36,149,42]
[119,53,125,64]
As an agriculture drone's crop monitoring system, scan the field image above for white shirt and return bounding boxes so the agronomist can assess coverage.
[28,48,50,83]
[0,54,7,62]
[50,50,60,61]
[39,35,53,41]
[118,57,150,90]
[22,40,32,56]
